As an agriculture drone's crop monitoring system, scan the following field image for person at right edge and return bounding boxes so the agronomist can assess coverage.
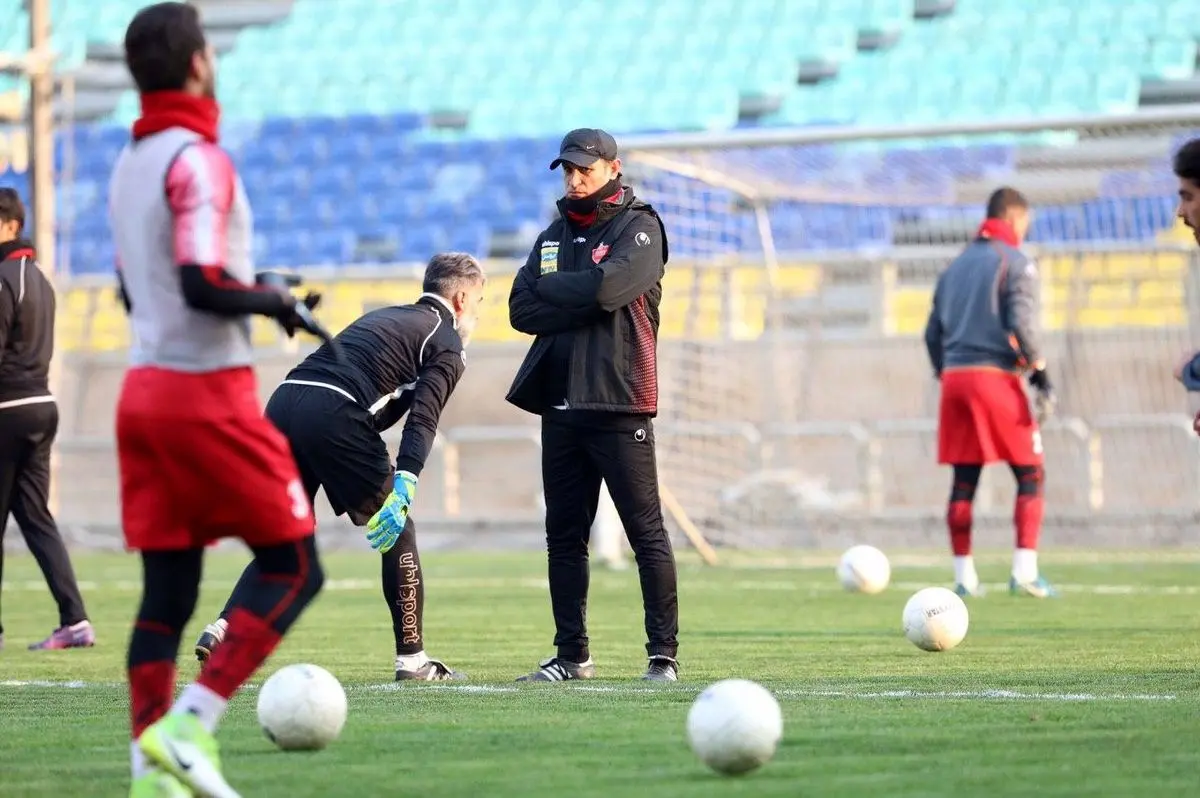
[924,186,1057,600]
[507,128,680,683]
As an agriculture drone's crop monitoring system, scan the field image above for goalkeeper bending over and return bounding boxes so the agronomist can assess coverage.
[196,252,485,681]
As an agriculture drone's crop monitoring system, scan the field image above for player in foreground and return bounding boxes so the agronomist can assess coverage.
[924,187,1057,599]
[0,189,94,651]
[507,129,680,682]
[113,5,327,796]
[1169,138,1200,425]
[194,253,484,681]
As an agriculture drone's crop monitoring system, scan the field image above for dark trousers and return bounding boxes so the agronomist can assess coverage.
[0,401,88,634]
[541,413,679,661]
[221,384,426,656]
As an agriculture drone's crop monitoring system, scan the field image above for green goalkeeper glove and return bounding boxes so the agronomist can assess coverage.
[365,471,417,554]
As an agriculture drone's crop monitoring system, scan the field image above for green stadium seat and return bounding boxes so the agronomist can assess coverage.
[9,0,1182,137]
[794,24,858,64]
[1095,72,1141,114]
[1163,0,1200,38]
[860,0,915,37]
[1144,37,1198,81]
[1117,3,1165,37]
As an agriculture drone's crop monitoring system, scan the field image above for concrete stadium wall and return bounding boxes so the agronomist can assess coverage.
[45,327,1200,553]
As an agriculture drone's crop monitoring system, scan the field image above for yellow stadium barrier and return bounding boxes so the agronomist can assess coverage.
[56,250,1184,353]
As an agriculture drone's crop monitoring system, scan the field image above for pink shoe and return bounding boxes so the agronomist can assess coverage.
[28,621,95,650]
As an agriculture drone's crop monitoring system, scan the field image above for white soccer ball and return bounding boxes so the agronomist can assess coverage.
[686,679,783,776]
[836,544,891,594]
[257,663,348,751]
[902,587,970,652]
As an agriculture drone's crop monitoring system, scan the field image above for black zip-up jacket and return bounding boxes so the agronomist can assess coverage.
[285,294,466,476]
[506,187,669,416]
[0,239,54,406]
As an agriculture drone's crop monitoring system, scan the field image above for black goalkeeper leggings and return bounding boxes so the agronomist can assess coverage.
[221,516,426,656]
[130,536,323,669]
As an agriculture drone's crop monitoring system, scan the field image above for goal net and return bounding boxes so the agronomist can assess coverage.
[623,106,1200,551]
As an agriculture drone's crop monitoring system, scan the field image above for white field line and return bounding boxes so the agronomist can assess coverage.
[0,680,1177,702]
[710,551,1200,568]
[4,577,1199,596]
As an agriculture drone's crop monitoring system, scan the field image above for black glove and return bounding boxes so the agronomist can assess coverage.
[1028,367,1055,420]
[276,291,323,338]
[255,271,302,289]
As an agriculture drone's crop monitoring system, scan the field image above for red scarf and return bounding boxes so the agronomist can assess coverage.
[566,187,626,228]
[976,218,1020,247]
[132,91,220,143]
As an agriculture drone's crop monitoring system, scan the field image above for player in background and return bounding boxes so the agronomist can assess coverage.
[924,187,1057,599]
[1169,139,1200,424]
[112,5,327,796]
[0,188,94,651]
[194,253,485,681]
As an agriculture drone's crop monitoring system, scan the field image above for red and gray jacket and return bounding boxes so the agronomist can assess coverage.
[0,239,55,408]
[924,233,1042,375]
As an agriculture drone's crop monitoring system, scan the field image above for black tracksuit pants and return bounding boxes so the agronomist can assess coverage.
[541,412,679,662]
[0,401,88,635]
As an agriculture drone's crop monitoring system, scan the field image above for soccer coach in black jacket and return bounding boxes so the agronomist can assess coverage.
[507,129,680,683]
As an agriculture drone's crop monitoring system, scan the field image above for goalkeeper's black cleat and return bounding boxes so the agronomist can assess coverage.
[516,656,596,682]
[642,655,680,682]
[193,621,226,663]
[395,658,466,682]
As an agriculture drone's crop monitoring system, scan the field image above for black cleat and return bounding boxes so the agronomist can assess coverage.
[194,622,226,663]
[395,658,467,682]
[642,655,679,682]
[516,656,596,682]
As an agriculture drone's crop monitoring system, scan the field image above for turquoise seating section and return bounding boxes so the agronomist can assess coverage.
[0,0,1195,136]
[0,0,148,92]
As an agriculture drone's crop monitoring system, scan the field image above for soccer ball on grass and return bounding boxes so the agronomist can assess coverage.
[256,663,348,751]
[686,679,783,775]
[836,544,891,594]
[902,587,969,652]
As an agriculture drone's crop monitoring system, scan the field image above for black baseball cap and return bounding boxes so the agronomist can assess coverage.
[549,128,619,170]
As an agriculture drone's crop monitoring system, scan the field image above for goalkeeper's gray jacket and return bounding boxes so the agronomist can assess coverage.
[923,235,1042,375]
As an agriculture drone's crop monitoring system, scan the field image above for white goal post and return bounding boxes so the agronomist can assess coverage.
[619,105,1200,551]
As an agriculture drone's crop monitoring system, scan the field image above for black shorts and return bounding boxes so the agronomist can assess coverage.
[264,382,393,522]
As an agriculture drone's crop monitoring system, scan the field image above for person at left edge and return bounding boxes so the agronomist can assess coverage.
[0,187,94,653]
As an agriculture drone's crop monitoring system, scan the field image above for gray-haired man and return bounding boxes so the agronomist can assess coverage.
[194,252,486,681]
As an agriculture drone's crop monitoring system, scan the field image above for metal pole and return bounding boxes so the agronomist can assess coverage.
[28,0,59,514]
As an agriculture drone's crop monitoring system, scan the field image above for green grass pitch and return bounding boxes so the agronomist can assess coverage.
[2,549,1199,797]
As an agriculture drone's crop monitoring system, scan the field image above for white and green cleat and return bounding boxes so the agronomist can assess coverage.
[138,712,240,798]
[1009,576,1059,598]
[129,767,193,798]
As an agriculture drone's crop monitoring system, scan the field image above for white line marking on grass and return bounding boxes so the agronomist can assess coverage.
[6,578,1200,596]
[0,680,119,688]
[0,681,1178,702]
[776,689,1177,702]
[362,684,519,694]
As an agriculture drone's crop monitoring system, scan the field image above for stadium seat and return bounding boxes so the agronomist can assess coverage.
[0,0,1187,349]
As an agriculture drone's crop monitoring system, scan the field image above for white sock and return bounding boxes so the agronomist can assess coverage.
[131,742,148,779]
[953,555,978,589]
[396,651,429,671]
[211,617,228,638]
[171,683,228,733]
[1012,548,1038,584]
